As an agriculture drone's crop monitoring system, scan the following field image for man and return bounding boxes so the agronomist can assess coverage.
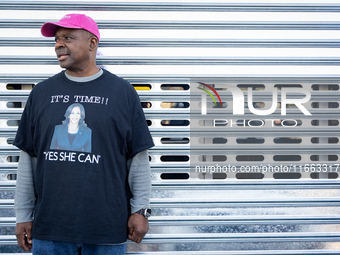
[13,14,154,254]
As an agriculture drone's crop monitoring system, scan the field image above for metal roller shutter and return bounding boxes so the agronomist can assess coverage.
[0,0,339,254]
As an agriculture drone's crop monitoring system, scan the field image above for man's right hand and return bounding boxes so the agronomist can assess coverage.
[15,222,33,251]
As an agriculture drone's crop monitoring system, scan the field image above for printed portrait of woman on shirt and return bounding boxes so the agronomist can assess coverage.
[50,103,92,153]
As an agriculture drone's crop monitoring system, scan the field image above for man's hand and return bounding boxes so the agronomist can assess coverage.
[127,213,149,243]
[15,222,33,251]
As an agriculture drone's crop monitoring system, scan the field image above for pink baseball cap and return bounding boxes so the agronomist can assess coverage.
[41,14,100,42]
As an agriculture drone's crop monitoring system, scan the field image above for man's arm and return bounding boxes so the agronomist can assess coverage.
[14,150,36,251]
[127,150,151,243]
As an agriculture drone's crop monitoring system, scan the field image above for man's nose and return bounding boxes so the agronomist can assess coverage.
[55,38,65,49]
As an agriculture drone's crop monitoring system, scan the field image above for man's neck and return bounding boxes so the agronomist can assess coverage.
[65,68,103,82]
[65,65,100,77]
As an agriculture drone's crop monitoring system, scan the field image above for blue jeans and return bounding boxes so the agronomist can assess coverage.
[32,238,125,255]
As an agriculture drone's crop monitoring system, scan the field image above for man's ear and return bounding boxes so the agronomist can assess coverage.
[89,37,98,51]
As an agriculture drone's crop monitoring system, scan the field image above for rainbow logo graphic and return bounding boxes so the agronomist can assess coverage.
[197,82,223,107]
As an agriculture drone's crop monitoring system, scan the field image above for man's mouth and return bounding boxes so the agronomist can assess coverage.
[56,50,69,61]
[57,53,69,61]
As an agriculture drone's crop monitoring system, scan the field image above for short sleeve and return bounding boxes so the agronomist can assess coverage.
[127,108,154,159]
[13,92,36,157]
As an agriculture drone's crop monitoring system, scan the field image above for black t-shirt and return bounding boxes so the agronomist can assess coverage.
[14,69,154,244]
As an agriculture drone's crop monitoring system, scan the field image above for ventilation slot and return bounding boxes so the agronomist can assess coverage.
[311,84,339,91]
[273,155,302,161]
[274,137,302,144]
[311,172,338,179]
[161,138,189,144]
[6,83,34,90]
[141,102,152,108]
[273,173,302,179]
[161,120,190,126]
[6,102,24,108]
[160,155,189,162]
[236,173,264,179]
[161,173,189,179]
[161,84,189,90]
[236,155,264,161]
[161,102,190,108]
[237,137,264,144]
[133,84,151,90]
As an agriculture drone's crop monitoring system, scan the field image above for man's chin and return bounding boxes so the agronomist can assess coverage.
[59,62,71,70]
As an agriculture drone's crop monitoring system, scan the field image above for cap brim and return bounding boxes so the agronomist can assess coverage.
[41,21,82,37]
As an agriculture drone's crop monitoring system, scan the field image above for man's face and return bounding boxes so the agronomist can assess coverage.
[54,27,92,71]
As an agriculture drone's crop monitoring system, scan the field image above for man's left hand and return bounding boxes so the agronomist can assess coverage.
[127,213,149,243]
